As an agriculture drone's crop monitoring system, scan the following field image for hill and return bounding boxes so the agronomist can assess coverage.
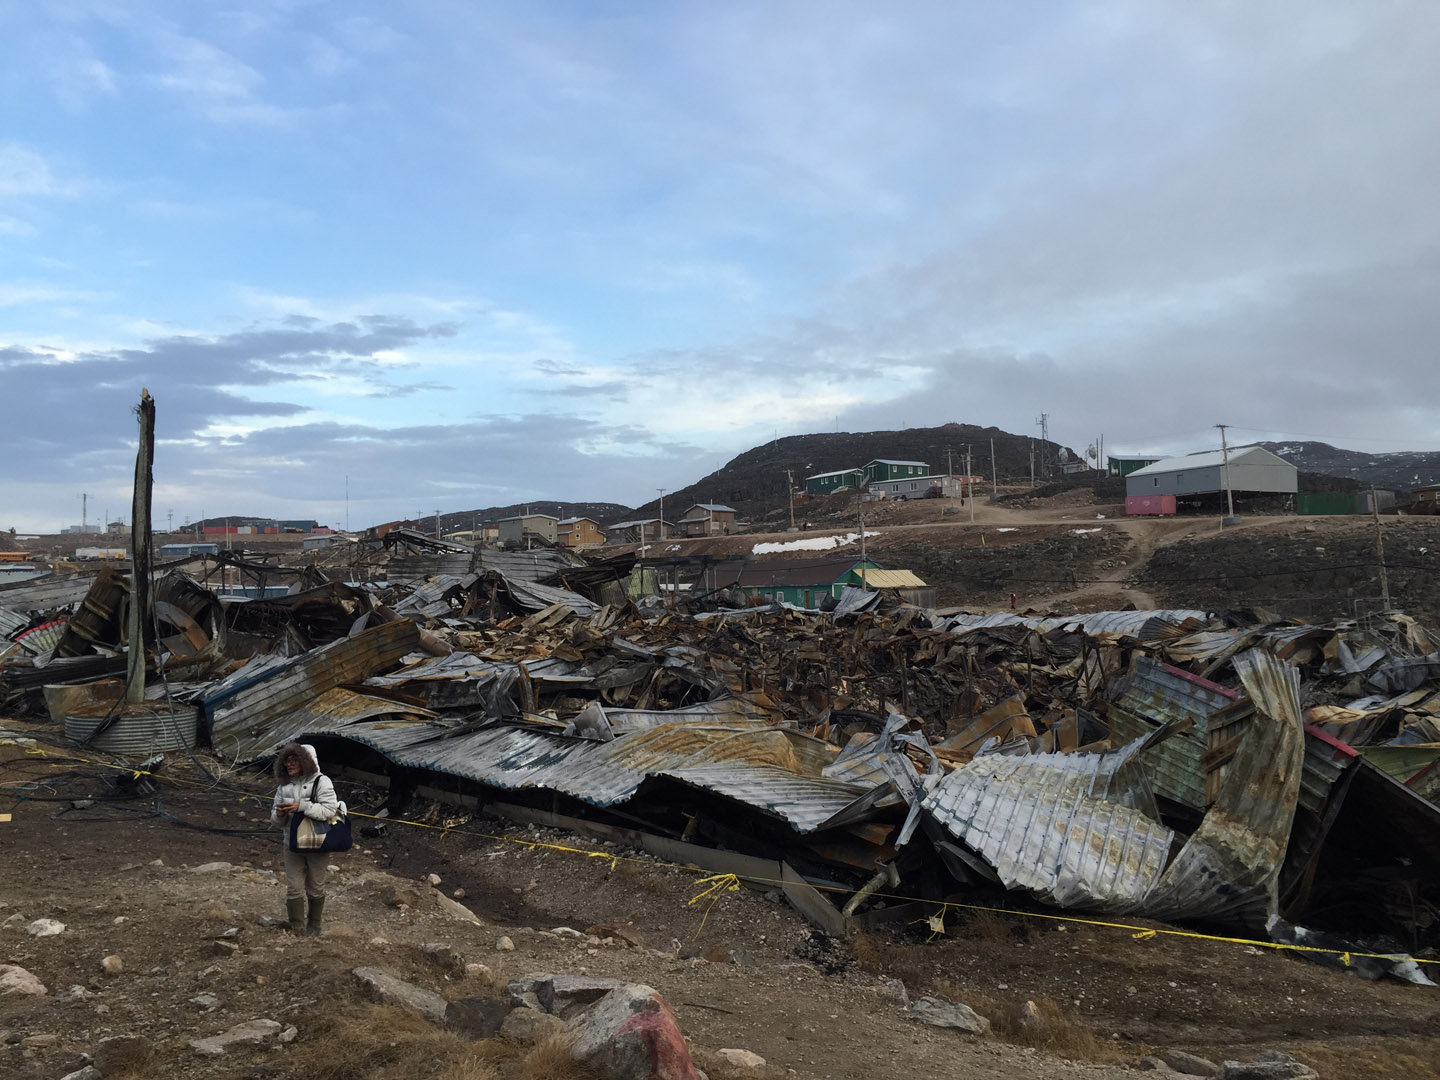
[628,423,1078,521]
[433,501,634,535]
[1261,440,1440,492]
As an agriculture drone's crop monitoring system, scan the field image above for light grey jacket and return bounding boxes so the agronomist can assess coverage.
[270,743,341,829]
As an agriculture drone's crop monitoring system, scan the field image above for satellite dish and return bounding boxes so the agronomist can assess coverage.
[1057,447,1071,462]
[1086,443,1098,461]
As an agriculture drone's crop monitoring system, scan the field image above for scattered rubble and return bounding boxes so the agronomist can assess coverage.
[4,520,1440,982]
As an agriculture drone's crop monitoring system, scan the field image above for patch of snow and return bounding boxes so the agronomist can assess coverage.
[995,528,1018,533]
[1072,528,1102,535]
[752,531,879,555]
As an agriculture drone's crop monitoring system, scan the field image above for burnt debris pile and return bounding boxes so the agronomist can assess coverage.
[3,539,1439,980]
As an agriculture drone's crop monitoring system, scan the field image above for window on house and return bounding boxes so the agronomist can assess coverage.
[1153,478,1159,487]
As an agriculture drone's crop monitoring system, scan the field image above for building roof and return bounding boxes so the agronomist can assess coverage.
[856,568,927,588]
[865,459,927,467]
[1127,446,1293,477]
[606,518,666,530]
[687,503,736,513]
[735,556,879,589]
[497,513,558,523]
[805,468,864,481]
[1108,454,1161,462]
[556,517,599,526]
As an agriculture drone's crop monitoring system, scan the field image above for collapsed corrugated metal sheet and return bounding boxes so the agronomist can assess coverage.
[660,764,870,833]
[388,554,474,587]
[392,574,474,619]
[477,549,579,582]
[1108,656,1238,810]
[918,649,1304,925]
[0,606,29,638]
[499,575,600,617]
[206,620,420,761]
[939,608,1213,641]
[242,686,438,761]
[920,731,1175,909]
[0,571,108,611]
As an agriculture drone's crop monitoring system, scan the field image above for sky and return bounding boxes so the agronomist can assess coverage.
[3,1,1439,532]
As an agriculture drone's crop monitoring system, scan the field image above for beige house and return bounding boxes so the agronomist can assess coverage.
[557,517,605,547]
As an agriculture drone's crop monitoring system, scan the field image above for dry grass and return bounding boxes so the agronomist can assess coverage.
[287,1005,604,1080]
[516,1033,599,1080]
[961,907,1018,945]
[287,1005,500,1080]
[201,900,236,922]
[933,982,1131,1064]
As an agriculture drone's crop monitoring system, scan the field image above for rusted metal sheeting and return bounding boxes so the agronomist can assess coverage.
[1109,656,1238,810]
[660,765,871,833]
[207,619,419,761]
[392,574,474,618]
[235,686,437,762]
[603,696,781,734]
[1141,649,1306,926]
[388,554,474,587]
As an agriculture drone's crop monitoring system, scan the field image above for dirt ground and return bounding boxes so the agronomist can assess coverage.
[3,732,1438,1080]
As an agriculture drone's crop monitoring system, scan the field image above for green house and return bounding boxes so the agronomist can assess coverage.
[1107,455,1160,478]
[804,468,865,495]
[862,459,929,484]
[732,555,886,608]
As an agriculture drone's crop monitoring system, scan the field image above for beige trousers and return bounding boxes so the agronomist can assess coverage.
[283,843,328,900]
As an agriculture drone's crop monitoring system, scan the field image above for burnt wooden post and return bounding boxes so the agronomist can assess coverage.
[125,389,155,705]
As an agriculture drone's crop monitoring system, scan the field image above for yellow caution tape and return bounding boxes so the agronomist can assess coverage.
[19,749,1440,966]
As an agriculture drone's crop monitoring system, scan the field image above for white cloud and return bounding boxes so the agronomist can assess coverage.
[0,144,74,200]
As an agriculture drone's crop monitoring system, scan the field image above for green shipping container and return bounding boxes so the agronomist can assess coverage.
[1296,491,1358,516]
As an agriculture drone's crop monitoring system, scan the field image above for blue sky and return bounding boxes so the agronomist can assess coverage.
[3,2,1439,531]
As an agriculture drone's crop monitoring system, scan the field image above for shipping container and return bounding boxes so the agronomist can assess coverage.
[1125,494,1176,516]
[1296,491,1358,516]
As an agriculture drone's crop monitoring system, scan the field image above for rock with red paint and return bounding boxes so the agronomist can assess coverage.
[565,983,699,1080]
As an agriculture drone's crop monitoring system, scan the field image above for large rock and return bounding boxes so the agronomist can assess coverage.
[1158,1049,1221,1077]
[434,892,483,925]
[0,964,47,996]
[26,918,65,937]
[565,984,699,1080]
[717,1048,767,1068]
[509,973,629,1016]
[445,997,512,1040]
[93,1034,152,1074]
[189,1019,283,1057]
[352,967,447,1023]
[907,996,991,1035]
[421,943,466,975]
[1219,1059,1318,1080]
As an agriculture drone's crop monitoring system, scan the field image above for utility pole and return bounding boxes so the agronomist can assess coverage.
[784,470,796,530]
[966,446,974,523]
[1216,424,1236,521]
[945,448,955,478]
[81,492,87,533]
[1029,442,1035,488]
[858,509,868,589]
[1371,486,1392,610]
[167,508,173,534]
[990,438,997,498]
[345,475,350,532]
[435,508,441,539]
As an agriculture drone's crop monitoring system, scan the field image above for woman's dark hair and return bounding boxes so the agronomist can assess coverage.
[273,743,315,781]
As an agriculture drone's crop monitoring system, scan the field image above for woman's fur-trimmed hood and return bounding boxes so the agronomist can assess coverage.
[273,742,320,782]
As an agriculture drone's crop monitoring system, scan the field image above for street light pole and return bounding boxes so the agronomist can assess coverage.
[785,469,795,530]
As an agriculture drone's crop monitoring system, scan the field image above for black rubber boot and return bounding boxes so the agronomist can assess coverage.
[286,897,305,933]
[306,896,325,937]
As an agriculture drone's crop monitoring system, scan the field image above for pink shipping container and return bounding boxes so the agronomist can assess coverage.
[1126,494,1176,516]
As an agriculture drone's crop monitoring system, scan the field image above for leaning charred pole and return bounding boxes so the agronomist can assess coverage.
[125,389,155,705]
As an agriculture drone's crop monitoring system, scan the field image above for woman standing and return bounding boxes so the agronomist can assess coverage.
[270,743,340,936]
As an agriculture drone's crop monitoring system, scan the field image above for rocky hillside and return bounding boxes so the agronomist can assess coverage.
[433,502,634,534]
[631,423,1078,521]
[1261,440,1440,493]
